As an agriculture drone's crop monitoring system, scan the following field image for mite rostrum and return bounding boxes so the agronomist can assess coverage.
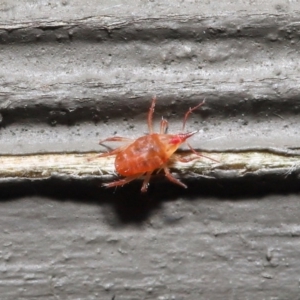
[94,97,215,192]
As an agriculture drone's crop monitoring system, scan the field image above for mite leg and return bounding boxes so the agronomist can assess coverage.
[182,99,205,131]
[172,153,200,163]
[87,145,127,161]
[87,147,124,161]
[88,136,133,160]
[160,118,168,134]
[186,142,219,163]
[93,147,123,158]
[103,174,143,189]
[148,96,156,134]
[99,136,133,144]
[141,171,153,193]
[163,165,187,189]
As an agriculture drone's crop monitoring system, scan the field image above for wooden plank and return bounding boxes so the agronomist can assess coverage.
[1,1,300,299]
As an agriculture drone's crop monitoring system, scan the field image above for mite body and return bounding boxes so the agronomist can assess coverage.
[96,97,209,192]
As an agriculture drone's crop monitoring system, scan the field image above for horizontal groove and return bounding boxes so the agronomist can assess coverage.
[0,77,299,125]
[1,14,300,126]
[1,13,300,43]
[0,150,299,198]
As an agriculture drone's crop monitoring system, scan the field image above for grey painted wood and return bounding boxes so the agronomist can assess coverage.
[1,191,300,300]
[0,1,300,299]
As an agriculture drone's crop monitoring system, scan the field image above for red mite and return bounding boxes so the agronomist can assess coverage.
[96,97,213,192]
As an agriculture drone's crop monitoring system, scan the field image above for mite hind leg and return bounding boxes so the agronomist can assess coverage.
[88,136,133,160]
[99,136,133,144]
[91,147,124,159]
[163,165,187,189]
[88,144,128,161]
[103,174,143,189]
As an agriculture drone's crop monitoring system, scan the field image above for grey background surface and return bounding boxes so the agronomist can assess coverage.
[1,1,300,299]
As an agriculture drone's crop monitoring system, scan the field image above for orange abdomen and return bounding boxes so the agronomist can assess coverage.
[115,134,170,176]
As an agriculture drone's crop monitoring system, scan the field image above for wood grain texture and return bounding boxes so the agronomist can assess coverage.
[0,1,300,299]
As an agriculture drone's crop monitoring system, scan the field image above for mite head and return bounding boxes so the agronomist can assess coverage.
[160,131,199,157]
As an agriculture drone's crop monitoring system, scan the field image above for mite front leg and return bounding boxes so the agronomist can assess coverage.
[186,142,219,163]
[182,99,205,131]
[148,96,156,134]
[160,118,168,134]
[174,154,200,163]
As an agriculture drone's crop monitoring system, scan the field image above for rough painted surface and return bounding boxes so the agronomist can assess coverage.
[1,189,300,300]
[0,1,300,299]
[1,2,300,154]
